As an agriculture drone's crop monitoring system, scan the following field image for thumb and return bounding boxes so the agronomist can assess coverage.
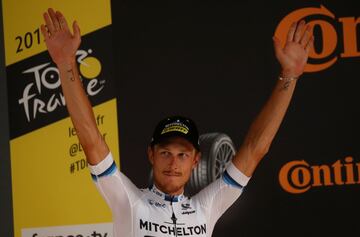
[73,21,81,41]
[272,36,284,60]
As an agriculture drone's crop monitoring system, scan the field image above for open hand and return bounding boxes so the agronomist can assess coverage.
[273,20,314,78]
[41,8,81,65]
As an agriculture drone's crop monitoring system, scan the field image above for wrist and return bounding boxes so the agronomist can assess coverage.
[56,57,76,68]
[278,69,300,84]
[280,69,301,79]
[57,58,77,82]
[278,74,298,82]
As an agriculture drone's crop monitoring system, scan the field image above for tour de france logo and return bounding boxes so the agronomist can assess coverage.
[78,49,102,79]
[18,48,105,122]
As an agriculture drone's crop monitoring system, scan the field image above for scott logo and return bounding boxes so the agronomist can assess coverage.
[147,199,166,208]
[279,156,359,194]
[275,5,360,72]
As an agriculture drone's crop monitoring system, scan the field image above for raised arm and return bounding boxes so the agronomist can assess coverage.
[232,20,313,177]
[41,8,109,165]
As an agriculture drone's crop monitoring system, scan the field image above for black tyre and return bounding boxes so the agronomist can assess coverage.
[186,133,236,195]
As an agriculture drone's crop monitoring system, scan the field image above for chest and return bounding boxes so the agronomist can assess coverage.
[133,198,208,237]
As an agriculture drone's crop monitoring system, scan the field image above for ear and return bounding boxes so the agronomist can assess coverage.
[192,151,201,169]
[147,146,154,165]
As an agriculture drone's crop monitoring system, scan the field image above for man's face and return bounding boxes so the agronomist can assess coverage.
[148,137,200,195]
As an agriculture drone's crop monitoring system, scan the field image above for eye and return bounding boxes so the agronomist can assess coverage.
[178,153,190,159]
[160,150,171,157]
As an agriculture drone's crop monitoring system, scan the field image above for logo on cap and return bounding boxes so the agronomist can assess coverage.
[161,122,189,135]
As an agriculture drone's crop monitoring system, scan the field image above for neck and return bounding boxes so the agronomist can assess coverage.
[155,182,184,195]
[165,187,184,196]
[150,183,185,202]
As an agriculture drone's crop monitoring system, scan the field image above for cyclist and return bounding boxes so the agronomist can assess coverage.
[41,8,313,237]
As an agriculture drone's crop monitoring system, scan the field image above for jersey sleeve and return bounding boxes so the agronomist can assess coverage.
[193,161,250,227]
[88,152,141,236]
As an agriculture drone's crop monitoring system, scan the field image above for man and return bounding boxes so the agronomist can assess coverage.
[41,8,313,237]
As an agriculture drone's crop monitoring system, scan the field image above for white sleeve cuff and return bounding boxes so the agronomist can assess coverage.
[88,152,114,175]
[226,162,251,187]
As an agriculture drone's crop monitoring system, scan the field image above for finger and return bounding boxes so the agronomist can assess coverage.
[56,11,69,32]
[273,36,284,59]
[43,12,55,35]
[73,21,81,41]
[305,35,314,54]
[48,8,60,31]
[40,24,50,41]
[294,20,306,43]
[286,22,297,42]
[300,25,312,47]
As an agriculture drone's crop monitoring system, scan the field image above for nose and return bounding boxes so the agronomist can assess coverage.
[168,156,178,169]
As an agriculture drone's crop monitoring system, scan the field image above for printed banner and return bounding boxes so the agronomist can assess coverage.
[22,223,112,237]
[1,1,118,237]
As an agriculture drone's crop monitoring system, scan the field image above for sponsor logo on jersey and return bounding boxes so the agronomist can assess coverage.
[181,210,196,215]
[140,219,206,236]
[181,203,196,215]
[181,203,191,210]
[148,199,166,208]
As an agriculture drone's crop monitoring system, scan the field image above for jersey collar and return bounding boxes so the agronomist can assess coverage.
[149,184,185,202]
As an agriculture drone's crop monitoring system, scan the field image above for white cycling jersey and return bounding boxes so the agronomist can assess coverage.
[89,152,250,237]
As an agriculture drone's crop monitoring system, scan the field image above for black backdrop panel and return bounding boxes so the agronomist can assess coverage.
[111,1,359,236]
[0,1,14,237]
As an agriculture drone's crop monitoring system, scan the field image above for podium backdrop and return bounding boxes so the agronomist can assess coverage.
[113,1,359,237]
[1,0,359,237]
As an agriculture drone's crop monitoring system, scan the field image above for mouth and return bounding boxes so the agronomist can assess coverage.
[163,171,182,177]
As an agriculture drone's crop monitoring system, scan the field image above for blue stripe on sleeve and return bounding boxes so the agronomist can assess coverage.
[91,161,117,182]
[91,174,98,181]
[223,170,244,189]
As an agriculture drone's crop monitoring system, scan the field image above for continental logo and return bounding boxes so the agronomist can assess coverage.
[275,5,360,72]
[279,156,359,194]
[161,122,189,135]
[18,49,104,122]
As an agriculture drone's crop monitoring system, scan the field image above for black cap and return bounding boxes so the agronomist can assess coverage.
[150,115,200,150]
